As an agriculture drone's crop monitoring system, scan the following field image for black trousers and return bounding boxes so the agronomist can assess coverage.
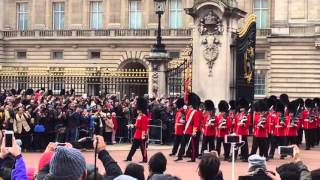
[250,137,268,158]
[216,137,230,159]
[177,134,196,161]
[104,132,113,145]
[297,128,303,145]
[269,136,287,156]
[201,136,215,154]
[316,127,320,145]
[126,139,147,161]
[304,129,313,149]
[235,136,249,160]
[171,135,183,155]
[287,136,298,146]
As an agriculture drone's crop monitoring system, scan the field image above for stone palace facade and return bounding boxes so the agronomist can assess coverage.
[0,0,319,99]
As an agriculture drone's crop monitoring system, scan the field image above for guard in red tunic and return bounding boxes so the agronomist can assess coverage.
[229,100,236,133]
[286,101,300,146]
[215,100,232,161]
[169,98,186,156]
[269,101,288,159]
[175,92,201,162]
[250,100,269,158]
[125,97,149,163]
[200,100,216,155]
[234,98,250,161]
[296,98,305,145]
[302,99,317,150]
[314,98,320,146]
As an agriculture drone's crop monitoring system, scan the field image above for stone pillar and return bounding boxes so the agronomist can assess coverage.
[146,54,171,98]
[186,0,246,103]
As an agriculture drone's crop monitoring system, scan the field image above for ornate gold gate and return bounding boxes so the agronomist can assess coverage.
[0,66,149,97]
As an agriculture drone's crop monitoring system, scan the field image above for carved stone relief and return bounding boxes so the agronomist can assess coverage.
[198,10,223,76]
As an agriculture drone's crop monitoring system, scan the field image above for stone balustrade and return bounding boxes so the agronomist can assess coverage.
[0,29,193,39]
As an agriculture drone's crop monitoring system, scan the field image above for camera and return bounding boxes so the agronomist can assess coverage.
[224,134,241,144]
[278,146,294,157]
[4,131,13,148]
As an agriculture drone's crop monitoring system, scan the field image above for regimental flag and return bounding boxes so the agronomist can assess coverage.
[184,60,191,104]
[236,14,257,103]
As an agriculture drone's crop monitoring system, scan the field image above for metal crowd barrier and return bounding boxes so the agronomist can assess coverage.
[148,120,163,144]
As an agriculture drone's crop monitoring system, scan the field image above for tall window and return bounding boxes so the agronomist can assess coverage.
[129,1,142,29]
[90,2,103,29]
[53,2,65,30]
[253,0,269,29]
[169,0,182,28]
[255,72,266,96]
[17,3,28,30]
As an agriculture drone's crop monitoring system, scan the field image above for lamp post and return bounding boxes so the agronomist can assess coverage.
[152,0,167,53]
[147,0,171,98]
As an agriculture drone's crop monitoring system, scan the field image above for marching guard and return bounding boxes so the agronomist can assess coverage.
[302,99,317,150]
[175,93,201,162]
[200,100,216,155]
[250,100,269,158]
[169,98,186,156]
[234,98,250,161]
[215,100,232,161]
[286,101,300,146]
[125,97,149,163]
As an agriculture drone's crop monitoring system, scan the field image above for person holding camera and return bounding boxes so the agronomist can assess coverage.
[215,100,232,161]
[169,98,186,157]
[125,97,149,163]
[200,100,216,156]
[234,98,250,161]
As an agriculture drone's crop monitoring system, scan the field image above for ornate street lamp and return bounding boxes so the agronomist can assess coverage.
[152,0,167,53]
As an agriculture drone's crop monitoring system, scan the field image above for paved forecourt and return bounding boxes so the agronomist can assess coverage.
[23,144,320,180]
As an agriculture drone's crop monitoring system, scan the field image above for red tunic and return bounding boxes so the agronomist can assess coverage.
[112,117,118,130]
[273,113,288,137]
[301,110,317,129]
[268,112,276,135]
[286,115,299,137]
[174,109,185,135]
[134,114,149,139]
[215,113,232,138]
[202,112,216,136]
[253,112,269,138]
[184,109,201,135]
[234,112,250,136]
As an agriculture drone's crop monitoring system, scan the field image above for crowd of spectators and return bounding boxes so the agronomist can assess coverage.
[0,89,175,151]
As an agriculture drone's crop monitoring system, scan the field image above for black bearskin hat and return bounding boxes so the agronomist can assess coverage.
[188,92,201,109]
[259,100,268,112]
[288,101,297,114]
[275,100,285,113]
[204,100,215,111]
[218,100,229,112]
[313,98,320,107]
[26,89,34,95]
[48,90,53,96]
[229,100,236,110]
[175,98,184,109]
[136,97,148,114]
[280,94,289,105]
[305,99,315,109]
[269,95,277,101]
[254,101,261,112]
[267,97,276,109]
[296,98,304,107]
[238,98,249,110]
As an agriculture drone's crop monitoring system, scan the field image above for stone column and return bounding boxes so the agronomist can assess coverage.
[146,54,171,98]
[186,0,245,103]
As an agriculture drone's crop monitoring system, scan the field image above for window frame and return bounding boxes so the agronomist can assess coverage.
[253,0,269,29]
[254,72,266,96]
[128,0,142,29]
[52,51,64,60]
[89,50,101,59]
[169,0,183,29]
[16,51,27,59]
[16,3,28,30]
[52,2,65,30]
[89,1,104,29]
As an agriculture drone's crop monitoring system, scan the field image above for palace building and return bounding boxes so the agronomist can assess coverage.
[0,0,319,99]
